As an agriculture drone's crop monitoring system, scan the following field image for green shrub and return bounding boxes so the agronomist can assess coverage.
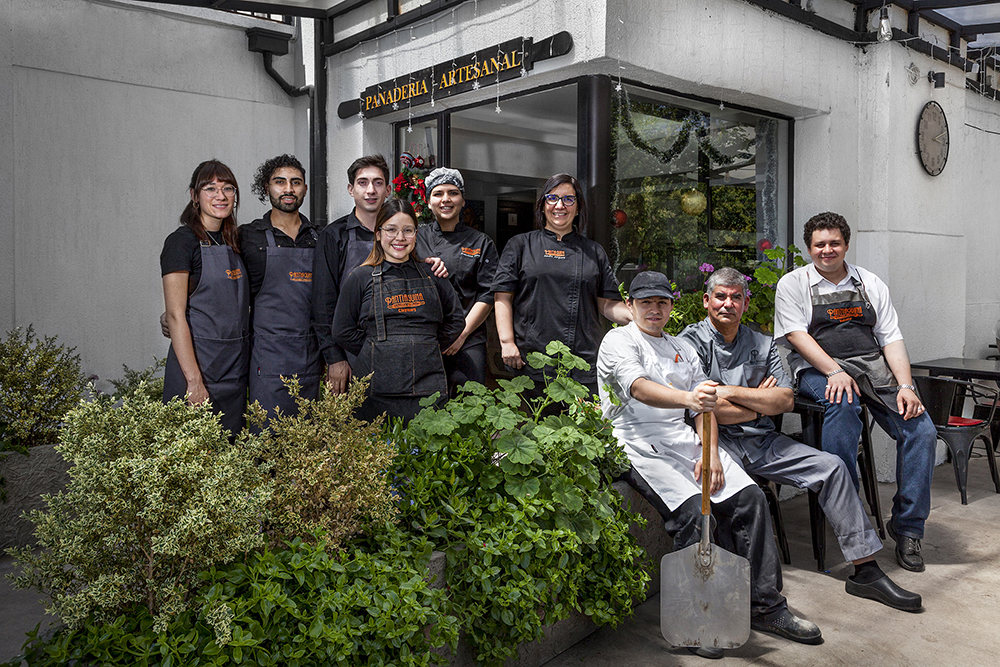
[253,377,398,549]
[7,534,458,667]
[0,325,86,451]
[109,358,166,402]
[7,389,273,631]
[391,341,648,666]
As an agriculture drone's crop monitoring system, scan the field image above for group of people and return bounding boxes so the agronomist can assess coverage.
[598,212,936,657]
[160,156,937,657]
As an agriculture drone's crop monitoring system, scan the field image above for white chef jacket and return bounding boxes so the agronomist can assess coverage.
[597,322,754,511]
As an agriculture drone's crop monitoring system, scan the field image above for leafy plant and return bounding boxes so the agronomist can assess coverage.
[0,325,86,450]
[7,533,458,667]
[390,341,647,666]
[254,377,398,549]
[109,358,166,401]
[7,389,273,631]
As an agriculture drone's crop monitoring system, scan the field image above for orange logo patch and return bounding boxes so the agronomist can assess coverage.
[386,292,425,313]
[289,271,312,283]
[544,249,566,259]
[226,268,243,280]
[460,247,481,258]
[827,306,863,323]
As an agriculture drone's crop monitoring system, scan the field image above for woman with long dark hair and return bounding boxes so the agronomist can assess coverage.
[331,198,465,423]
[493,173,631,399]
[161,159,250,434]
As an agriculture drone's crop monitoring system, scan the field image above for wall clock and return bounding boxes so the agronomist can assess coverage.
[916,101,949,177]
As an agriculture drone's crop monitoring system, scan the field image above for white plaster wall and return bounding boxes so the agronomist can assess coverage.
[3,0,309,385]
[0,0,13,334]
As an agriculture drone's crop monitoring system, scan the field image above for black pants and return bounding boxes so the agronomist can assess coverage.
[623,467,786,616]
[445,342,487,397]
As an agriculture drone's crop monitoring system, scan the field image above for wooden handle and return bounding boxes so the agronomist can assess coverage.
[701,411,711,516]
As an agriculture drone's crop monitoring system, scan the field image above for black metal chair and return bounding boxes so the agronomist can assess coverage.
[913,376,1000,505]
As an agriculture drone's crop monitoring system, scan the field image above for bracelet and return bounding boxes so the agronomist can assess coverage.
[898,383,916,392]
[825,369,846,379]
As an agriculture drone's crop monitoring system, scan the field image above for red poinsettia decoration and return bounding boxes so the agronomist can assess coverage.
[393,156,432,223]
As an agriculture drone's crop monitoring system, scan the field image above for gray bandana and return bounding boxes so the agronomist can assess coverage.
[425,167,465,195]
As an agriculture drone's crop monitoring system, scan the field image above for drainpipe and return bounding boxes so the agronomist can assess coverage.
[246,26,327,226]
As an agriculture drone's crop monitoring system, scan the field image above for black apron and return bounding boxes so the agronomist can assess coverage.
[164,238,250,435]
[353,260,448,422]
[807,271,900,412]
[248,229,322,423]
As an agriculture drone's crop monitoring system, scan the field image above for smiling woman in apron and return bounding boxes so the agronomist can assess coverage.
[330,198,465,424]
[493,174,631,402]
[161,159,250,435]
[415,167,499,395]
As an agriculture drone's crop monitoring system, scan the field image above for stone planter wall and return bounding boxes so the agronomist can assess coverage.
[0,444,70,550]
[430,481,671,667]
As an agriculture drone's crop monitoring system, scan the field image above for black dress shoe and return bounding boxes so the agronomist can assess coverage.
[751,608,823,645]
[887,521,925,572]
[846,573,922,612]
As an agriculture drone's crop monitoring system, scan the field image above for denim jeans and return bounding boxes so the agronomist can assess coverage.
[798,368,937,538]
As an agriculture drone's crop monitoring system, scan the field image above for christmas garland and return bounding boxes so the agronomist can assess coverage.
[617,89,756,167]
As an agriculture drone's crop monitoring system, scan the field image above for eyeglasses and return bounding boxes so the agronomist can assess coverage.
[381,225,417,238]
[202,185,237,197]
[544,194,577,206]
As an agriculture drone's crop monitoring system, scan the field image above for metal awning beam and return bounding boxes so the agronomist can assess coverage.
[140,0,330,18]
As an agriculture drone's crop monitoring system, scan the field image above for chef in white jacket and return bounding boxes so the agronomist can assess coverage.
[597,271,821,658]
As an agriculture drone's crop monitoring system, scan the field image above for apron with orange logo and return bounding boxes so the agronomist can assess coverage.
[248,229,322,424]
[353,260,448,422]
[807,273,899,412]
[163,239,250,434]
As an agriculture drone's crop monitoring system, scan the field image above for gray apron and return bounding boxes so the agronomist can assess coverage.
[163,238,250,435]
[808,275,900,412]
[248,229,322,423]
[353,260,448,423]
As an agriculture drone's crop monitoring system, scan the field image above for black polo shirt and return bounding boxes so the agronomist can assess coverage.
[414,221,499,347]
[491,228,620,384]
[238,211,318,301]
[312,210,375,365]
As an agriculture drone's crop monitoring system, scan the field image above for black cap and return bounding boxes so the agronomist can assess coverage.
[629,271,674,300]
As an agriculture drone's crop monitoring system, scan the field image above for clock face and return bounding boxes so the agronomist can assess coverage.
[917,101,949,177]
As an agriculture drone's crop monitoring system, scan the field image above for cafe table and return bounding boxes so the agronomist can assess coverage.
[910,357,1000,382]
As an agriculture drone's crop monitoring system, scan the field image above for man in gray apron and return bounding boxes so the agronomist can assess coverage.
[681,267,921,612]
[599,271,821,658]
[775,212,937,573]
[243,155,321,424]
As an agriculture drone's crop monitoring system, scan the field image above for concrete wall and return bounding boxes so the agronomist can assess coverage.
[1,0,310,386]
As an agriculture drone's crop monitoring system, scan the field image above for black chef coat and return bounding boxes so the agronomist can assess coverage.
[414,221,499,347]
[491,228,620,384]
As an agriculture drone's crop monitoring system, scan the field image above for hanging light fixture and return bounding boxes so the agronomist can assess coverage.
[877,6,892,43]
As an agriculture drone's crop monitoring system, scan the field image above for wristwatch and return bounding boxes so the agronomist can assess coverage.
[898,384,916,392]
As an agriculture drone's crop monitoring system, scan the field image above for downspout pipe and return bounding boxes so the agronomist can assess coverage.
[246,26,326,225]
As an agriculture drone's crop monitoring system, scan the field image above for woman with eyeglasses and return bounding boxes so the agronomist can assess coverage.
[331,197,465,423]
[415,167,499,395]
[493,173,631,401]
[161,159,250,435]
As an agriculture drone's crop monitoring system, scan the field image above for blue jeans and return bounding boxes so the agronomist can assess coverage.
[798,368,937,538]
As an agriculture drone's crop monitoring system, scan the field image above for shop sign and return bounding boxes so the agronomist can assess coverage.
[357,37,531,118]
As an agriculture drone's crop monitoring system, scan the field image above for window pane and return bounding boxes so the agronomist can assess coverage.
[611,86,788,294]
[397,118,439,171]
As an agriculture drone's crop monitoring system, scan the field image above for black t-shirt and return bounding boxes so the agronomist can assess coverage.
[414,221,499,347]
[160,226,226,294]
[491,228,621,384]
[312,210,375,365]
[238,211,318,301]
